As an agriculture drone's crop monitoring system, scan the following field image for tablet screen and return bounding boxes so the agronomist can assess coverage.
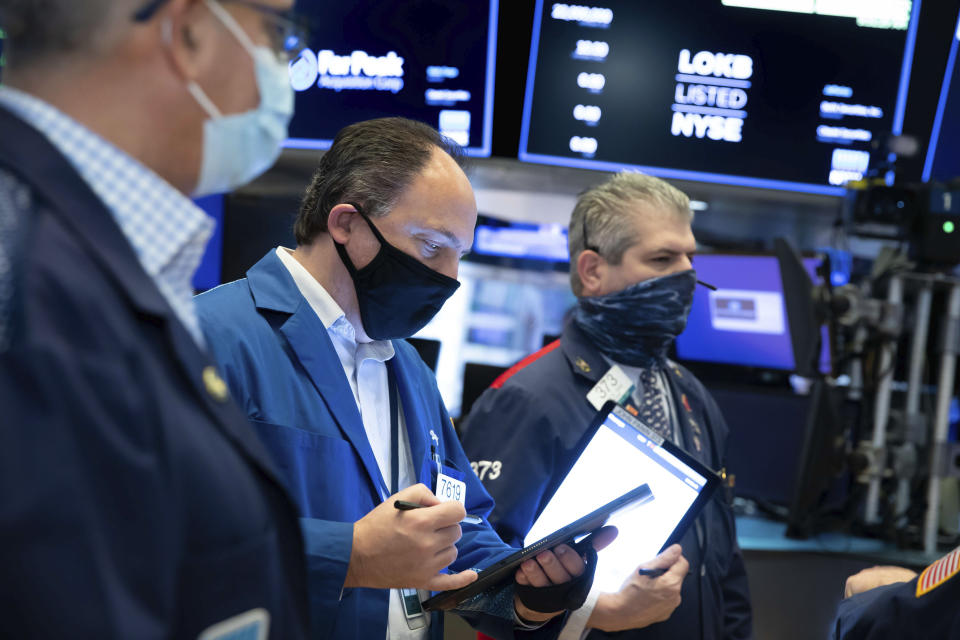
[524,405,712,593]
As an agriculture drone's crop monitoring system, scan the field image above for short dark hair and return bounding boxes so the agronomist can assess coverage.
[295,117,465,246]
[0,0,123,67]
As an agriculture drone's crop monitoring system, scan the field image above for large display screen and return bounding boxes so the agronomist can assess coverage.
[286,0,498,157]
[676,253,830,371]
[520,1,921,194]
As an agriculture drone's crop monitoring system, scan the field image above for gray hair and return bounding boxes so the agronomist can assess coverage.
[0,0,129,67]
[568,172,693,296]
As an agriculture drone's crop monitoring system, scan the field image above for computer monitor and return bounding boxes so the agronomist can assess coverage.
[192,195,224,292]
[407,337,441,372]
[675,253,830,373]
[286,0,499,157]
[520,0,920,194]
[460,362,508,419]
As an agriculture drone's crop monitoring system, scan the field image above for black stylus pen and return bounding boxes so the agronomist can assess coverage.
[394,500,483,525]
[637,568,667,578]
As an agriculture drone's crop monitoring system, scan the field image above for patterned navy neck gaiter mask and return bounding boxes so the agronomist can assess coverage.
[573,269,697,368]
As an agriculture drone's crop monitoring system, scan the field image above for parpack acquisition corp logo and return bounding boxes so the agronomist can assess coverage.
[289,48,405,93]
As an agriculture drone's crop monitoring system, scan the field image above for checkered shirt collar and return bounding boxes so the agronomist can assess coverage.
[0,86,213,278]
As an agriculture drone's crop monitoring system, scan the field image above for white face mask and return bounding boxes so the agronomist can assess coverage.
[183,0,294,196]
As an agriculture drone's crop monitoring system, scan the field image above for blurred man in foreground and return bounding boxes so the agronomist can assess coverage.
[0,0,310,636]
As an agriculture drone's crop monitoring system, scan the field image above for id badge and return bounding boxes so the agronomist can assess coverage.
[586,365,635,411]
[435,465,466,507]
[400,588,427,630]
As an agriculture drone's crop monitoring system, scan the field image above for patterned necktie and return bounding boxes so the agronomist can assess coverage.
[637,367,672,439]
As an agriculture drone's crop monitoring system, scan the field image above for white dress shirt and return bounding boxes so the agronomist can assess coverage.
[275,247,428,639]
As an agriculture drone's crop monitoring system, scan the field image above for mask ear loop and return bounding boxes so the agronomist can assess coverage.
[163,12,225,119]
[346,202,391,246]
[202,0,258,57]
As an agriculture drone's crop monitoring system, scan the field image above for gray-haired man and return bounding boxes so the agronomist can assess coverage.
[461,172,754,640]
[0,0,311,637]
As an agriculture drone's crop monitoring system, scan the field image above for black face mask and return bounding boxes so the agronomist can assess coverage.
[333,205,461,340]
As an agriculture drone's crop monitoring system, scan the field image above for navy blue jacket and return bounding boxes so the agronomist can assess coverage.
[834,547,960,639]
[196,250,568,640]
[0,106,309,639]
[461,320,753,640]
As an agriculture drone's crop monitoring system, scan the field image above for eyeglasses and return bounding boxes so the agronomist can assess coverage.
[133,0,310,61]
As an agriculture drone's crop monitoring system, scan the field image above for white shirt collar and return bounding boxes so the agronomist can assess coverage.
[275,247,395,362]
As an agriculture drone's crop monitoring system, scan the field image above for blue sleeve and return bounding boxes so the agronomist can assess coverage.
[200,308,357,632]
[833,581,911,640]
[299,518,354,635]
[833,569,960,639]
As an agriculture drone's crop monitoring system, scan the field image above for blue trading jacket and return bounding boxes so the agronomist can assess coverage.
[461,319,754,640]
[0,105,309,639]
[196,249,569,640]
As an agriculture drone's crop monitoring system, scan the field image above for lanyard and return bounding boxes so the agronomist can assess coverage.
[387,361,400,496]
[387,360,428,630]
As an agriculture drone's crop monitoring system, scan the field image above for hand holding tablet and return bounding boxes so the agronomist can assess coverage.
[422,484,651,611]
[589,544,688,632]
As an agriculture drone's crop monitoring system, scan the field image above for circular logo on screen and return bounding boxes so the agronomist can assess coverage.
[289,49,319,92]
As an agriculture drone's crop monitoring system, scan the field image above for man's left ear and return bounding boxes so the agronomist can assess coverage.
[326,204,361,245]
[160,0,217,83]
[577,250,606,297]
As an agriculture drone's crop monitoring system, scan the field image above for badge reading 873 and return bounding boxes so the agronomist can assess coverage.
[470,460,502,481]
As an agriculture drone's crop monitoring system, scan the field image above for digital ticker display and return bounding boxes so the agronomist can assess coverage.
[520,1,921,194]
[286,0,498,157]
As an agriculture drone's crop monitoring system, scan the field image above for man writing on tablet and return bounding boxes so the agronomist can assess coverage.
[196,117,610,639]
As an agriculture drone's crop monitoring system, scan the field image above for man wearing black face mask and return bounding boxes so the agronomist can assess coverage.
[461,172,754,640]
[195,118,612,640]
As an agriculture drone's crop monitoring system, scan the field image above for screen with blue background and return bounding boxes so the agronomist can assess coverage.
[191,195,224,292]
[676,254,830,371]
[286,0,498,157]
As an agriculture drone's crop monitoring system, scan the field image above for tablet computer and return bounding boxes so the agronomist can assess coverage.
[421,481,654,611]
[525,400,721,593]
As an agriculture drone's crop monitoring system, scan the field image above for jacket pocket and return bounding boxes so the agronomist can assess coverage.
[249,419,370,520]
